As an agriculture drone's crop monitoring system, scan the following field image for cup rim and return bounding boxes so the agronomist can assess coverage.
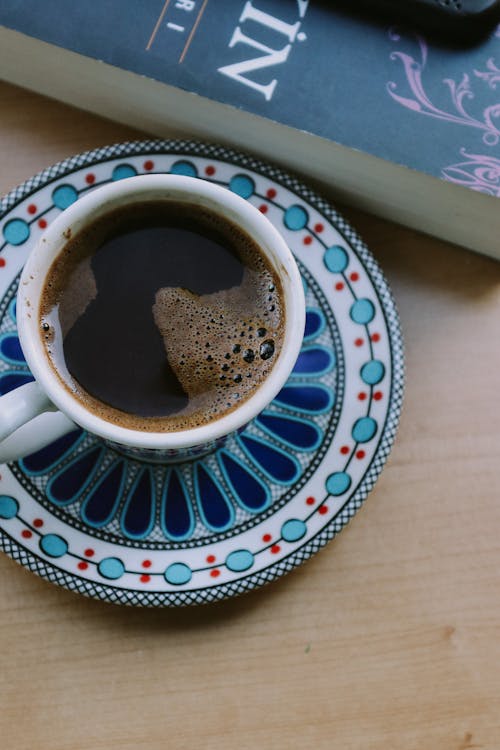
[16,174,305,449]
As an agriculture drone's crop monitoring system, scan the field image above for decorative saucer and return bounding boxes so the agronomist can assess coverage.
[0,140,404,606]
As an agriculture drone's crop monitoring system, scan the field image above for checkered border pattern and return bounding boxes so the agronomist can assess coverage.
[0,140,404,606]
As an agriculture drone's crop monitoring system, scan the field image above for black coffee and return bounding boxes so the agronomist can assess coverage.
[39,201,285,431]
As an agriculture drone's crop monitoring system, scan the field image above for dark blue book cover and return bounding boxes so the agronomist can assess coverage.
[1,0,500,199]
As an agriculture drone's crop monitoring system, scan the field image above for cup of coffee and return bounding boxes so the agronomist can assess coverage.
[0,174,305,462]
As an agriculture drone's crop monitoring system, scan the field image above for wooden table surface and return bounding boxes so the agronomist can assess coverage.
[1,81,499,750]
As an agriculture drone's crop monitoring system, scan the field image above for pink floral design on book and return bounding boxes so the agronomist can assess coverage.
[387,26,500,196]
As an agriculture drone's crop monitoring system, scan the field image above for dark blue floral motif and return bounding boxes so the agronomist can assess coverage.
[303,308,325,341]
[274,384,334,414]
[121,469,156,539]
[194,464,234,532]
[20,430,84,475]
[255,411,322,452]
[218,450,270,512]
[81,460,126,528]
[161,470,194,540]
[47,446,103,506]
[237,434,300,485]
[292,346,335,376]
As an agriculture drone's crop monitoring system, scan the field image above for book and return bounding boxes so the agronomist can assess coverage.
[0,0,499,258]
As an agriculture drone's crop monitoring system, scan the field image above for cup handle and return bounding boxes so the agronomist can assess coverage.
[0,381,57,443]
[0,410,78,464]
[0,382,79,464]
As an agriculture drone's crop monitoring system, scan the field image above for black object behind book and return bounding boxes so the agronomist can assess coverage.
[359,0,500,38]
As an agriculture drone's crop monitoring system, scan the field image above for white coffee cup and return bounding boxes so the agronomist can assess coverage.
[0,174,305,463]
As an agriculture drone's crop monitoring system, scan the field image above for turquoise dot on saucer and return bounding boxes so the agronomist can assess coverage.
[170,160,198,177]
[326,472,351,496]
[165,562,192,585]
[281,519,307,542]
[361,360,385,385]
[40,534,68,558]
[112,164,137,181]
[352,417,377,443]
[323,245,348,273]
[226,549,254,572]
[229,174,254,199]
[350,299,375,325]
[2,219,30,246]
[52,184,78,210]
[284,205,308,231]
[98,557,125,579]
[0,495,19,519]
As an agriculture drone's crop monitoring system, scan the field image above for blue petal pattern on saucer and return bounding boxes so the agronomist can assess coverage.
[161,470,194,540]
[194,464,234,532]
[255,411,322,451]
[20,430,83,475]
[238,434,301,485]
[303,309,325,341]
[121,469,155,539]
[81,460,125,527]
[274,384,333,414]
[218,450,270,512]
[292,346,335,376]
[47,446,103,506]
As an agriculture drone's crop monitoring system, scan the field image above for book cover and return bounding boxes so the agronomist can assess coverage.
[1,1,500,242]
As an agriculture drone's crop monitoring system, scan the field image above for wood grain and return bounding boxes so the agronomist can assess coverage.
[1,80,499,750]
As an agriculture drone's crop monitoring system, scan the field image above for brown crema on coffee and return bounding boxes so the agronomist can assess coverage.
[39,200,285,431]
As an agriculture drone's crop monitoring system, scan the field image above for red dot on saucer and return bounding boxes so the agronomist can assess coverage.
[78,562,88,571]
[271,544,281,554]
[314,222,324,233]
[356,450,366,460]
[21,530,32,539]
[266,188,277,199]
[371,332,381,343]
[140,574,151,583]
[262,533,272,543]
[0,258,6,268]
[340,445,350,455]
[306,496,315,506]
[358,392,367,401]
[206,554,216,564]
[259,204,268,214]
[38,219,47,229]
[33,518,44,528]
[319,505,329,515]
[85,173,96,185]
[355,338,364,347]
[84,548,95,557]
[374,391,383,401]
[335,282,344,291]
[142,559,152,568]
[350,272,359,282]
[27,204,37,215]
[205,165,216,176]
[303,235,312,245]
[210,569,220,578]
[143,160,154,171]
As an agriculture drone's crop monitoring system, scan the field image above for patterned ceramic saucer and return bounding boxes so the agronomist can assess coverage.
[0,140,403,606]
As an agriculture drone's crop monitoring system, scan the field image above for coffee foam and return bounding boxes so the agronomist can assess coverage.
[152,267,283,427]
